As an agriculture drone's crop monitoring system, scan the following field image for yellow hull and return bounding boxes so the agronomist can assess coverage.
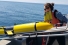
[0,22,53,35]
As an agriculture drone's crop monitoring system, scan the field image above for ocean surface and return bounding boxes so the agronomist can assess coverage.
[0,1,68,26]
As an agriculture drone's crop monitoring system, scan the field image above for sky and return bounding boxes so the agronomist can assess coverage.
[0,0,68,5]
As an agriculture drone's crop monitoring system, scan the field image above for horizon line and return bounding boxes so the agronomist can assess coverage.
[0,1,68,5]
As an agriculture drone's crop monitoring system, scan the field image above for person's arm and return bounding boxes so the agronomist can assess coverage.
[56,12,67,26]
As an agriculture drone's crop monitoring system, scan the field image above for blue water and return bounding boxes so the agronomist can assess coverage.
[0,1,68,26]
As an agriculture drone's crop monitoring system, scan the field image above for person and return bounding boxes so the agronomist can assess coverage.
[26,33,47,45]
[44,3,67,45]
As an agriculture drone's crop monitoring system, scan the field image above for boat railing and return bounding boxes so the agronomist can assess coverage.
[0,14,68,39]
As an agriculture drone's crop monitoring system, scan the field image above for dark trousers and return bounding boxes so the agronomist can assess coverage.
[26,37,43,45]
[26,33,48,45]
[47,36,65,45]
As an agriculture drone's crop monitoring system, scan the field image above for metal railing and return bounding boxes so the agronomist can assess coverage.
[0,14,68,39]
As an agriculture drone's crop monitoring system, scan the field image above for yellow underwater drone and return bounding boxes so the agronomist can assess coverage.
[0,22,53,35]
